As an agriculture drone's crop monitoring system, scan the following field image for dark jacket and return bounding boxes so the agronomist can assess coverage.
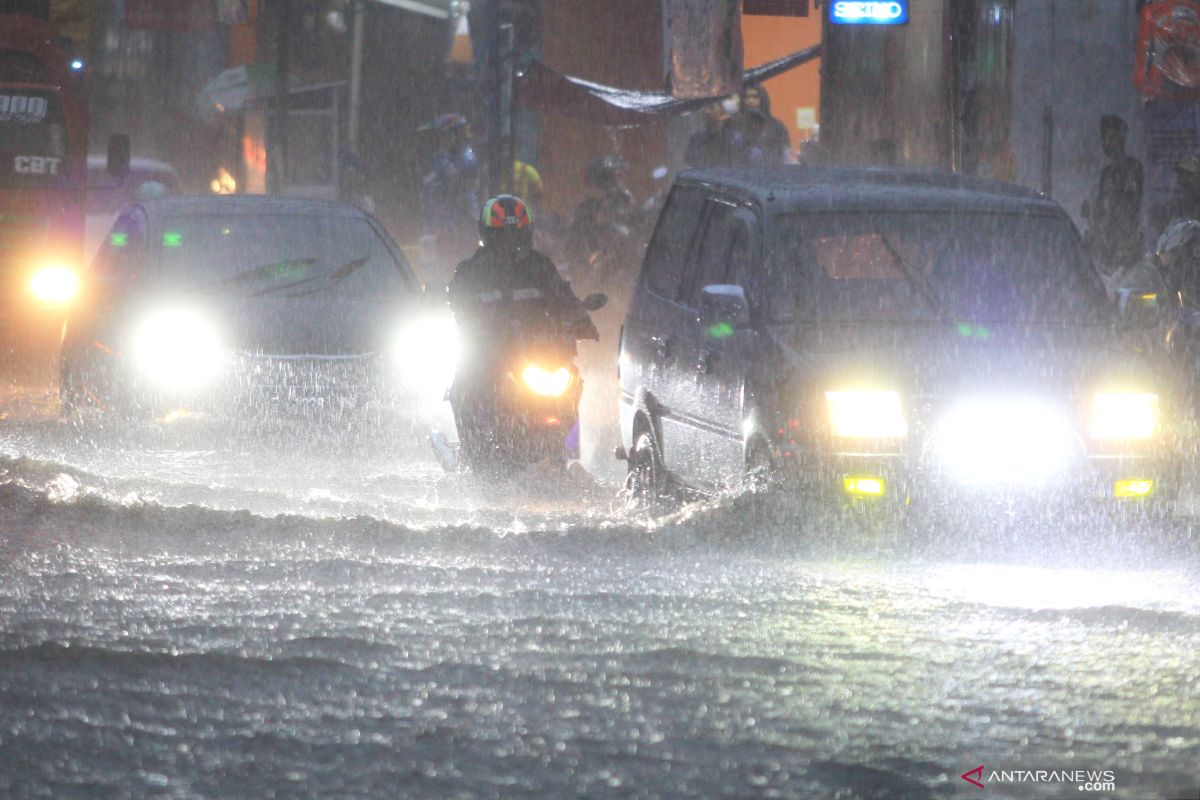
[448,246,596,346]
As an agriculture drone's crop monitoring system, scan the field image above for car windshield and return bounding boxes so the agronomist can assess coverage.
[767,210,1109,324]
[156,212,415,297]
[0,87,68,188]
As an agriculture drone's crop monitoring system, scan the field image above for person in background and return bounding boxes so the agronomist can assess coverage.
[722,83,790,166]
[512,160,544,209]
[684,100,733,168]
[420,113,481,286]
[1087,114,1144,277]
[1172,152,1200,222]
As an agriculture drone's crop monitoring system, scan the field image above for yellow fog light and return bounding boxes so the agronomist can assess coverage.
[843,476,885,496]
[1114,479,1154,498]
[521,364,571,397]
[1091,392,1158,439]
[29,265,78,304]
[826,390,906,438]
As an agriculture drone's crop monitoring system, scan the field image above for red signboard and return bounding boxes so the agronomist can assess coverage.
[743,0,809,16]
[125,0,217,32]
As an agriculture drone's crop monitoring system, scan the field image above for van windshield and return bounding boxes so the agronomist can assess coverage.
[767,211,1109,324]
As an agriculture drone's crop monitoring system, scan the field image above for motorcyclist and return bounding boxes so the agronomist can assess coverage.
[567,156,638,289]
[446,195,600,467]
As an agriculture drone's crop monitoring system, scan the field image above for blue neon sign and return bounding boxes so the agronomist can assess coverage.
[830,0,909,25]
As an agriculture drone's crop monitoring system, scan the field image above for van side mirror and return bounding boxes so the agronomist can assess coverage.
[582,292,608,312]
[698,284,750,333]
[106,134,130,180]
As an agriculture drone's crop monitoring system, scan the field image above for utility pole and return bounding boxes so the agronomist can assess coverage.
[268,0,291,194]
[348,0,366,154]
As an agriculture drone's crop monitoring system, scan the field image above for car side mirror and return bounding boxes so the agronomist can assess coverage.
[106,134,131,180]
[582,292,608,312]
[698,284,751,333]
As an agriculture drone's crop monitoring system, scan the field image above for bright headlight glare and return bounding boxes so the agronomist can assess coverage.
[1091,392,1157,439]
[825,390,906,438]
[29,265,78,304]
[392,312,458,392]
[131,308,224,389]
[522,364,571,397]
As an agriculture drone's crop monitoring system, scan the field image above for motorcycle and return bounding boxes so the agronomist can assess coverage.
[434,292,608,474]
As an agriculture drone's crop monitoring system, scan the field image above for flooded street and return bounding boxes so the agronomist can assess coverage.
[1,390,1197,799]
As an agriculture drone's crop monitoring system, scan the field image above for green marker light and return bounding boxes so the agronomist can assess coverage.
[109,232,128,247]
[707,321,735,339]
[163,232,182,248]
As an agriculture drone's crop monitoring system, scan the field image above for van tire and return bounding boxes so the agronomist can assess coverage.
[624,424,667,507]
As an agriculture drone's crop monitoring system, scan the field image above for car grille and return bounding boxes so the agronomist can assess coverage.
[236,353,381,410]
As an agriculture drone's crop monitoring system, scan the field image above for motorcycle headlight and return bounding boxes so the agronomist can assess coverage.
[1091,392,1158,439]
[29,265,78,305]
[825,390,907,438]
[521,364,571,397]
[131,307,225,390]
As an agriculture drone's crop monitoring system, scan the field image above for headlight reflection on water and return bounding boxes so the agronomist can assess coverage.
[925,564,1193,612]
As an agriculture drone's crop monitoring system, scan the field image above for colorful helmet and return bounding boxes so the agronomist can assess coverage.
[479,194,533,255]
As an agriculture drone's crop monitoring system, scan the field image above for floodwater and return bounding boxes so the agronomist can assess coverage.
[1,385,1198,799]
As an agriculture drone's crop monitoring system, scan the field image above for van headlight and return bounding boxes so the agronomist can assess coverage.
[29,265,78,305]
[130,307,225,390]
[825,390,907,438]
[521,364,571,397]
[1091,392,1157,439]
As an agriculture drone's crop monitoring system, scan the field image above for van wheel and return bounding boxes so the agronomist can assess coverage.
[624,427,667,507]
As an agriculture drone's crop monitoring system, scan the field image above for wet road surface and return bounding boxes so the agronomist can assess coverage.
[0,387,1198,799]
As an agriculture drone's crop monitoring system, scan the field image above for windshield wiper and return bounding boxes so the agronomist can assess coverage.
[878,233,946,320]
[275,256,370,297]
[202,257,319,293]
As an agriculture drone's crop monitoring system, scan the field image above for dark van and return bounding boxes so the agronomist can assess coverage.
[617,167,1178,509]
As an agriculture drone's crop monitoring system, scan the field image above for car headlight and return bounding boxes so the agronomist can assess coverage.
[391,311,459,394]
[825,390,906,438]
[29,265,78,305]
[130,307,225,390]
[1091,392,1157,439]
[522,364,571,397]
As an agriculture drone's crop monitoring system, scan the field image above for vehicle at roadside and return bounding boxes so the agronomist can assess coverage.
[61,195,442,421]
[0,13,112,366]
[84,154,182,265]
[618,166,1181,514]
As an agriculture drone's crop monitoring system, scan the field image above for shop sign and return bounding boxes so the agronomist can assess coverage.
[829,0,908,25]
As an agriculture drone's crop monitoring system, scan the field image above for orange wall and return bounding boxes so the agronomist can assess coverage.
[741,12,822,156]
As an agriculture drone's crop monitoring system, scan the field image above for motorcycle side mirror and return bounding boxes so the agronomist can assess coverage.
[582,292,608,312]
[106,134,131,180]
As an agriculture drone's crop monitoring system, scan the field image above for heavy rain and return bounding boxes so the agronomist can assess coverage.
[0,1,1198,798]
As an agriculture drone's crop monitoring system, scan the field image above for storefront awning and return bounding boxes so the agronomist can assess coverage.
[367,0,452,19]
[515,43,822,127]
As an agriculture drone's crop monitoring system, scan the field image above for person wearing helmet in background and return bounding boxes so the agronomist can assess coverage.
[1086,115,1144,277]
[567,155,637,284]
[420,113,481,286]
[1149,217,1200,399]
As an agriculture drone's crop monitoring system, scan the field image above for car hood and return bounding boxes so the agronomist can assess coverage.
[768,320,1163,397]
[115,291,406,357]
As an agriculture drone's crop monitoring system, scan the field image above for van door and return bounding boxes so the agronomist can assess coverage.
[671,202,760,487]
[622,184,705,470]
